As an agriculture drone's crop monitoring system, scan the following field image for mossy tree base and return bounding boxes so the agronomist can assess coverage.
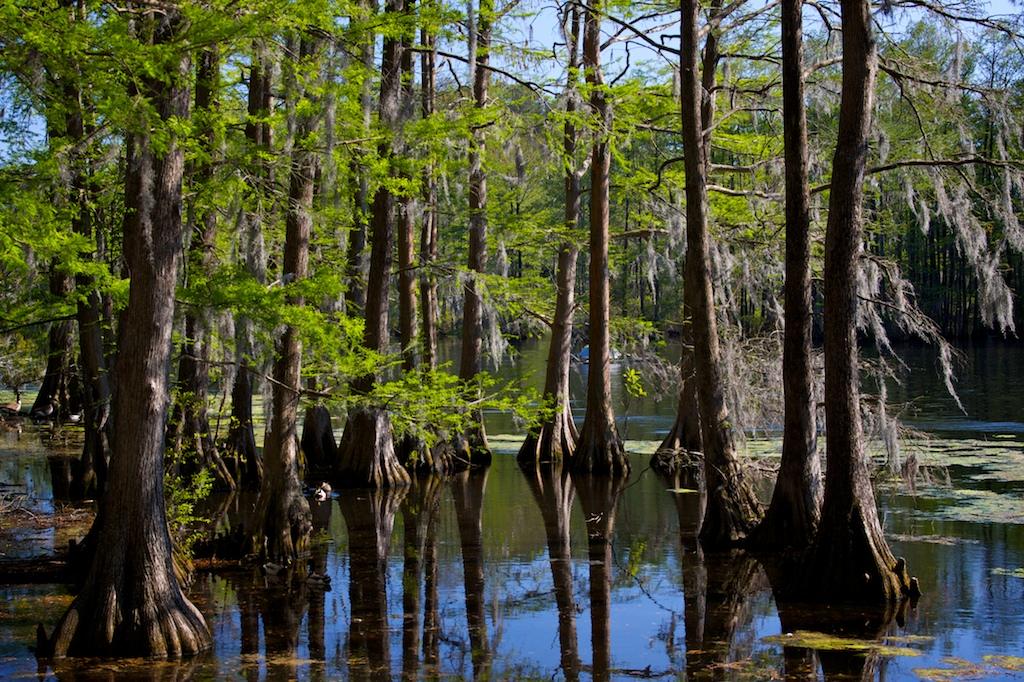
[570,413,628,476]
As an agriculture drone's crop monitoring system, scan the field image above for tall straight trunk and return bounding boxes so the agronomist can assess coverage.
[419,23,440,371]
[518,5,582,466]
[570,0,628,476]
[225,42,273,489]
[455,0,494,467]
[803,0,917,604]
[337,0,412,489]
[345,0,377,313]
[654,0,725,474]
[251,35,320,565]
[398,9,418,373]
[679,0,761,545]
[46,9,210,656]
[32,267,76,420]
[168,48,235,491]
[751,0,822,550]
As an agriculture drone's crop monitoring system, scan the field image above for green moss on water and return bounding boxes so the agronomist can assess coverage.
[761,630,922,658]
[914,654,1024,680]
[990,567,1024,579]
[984,655,1024,672]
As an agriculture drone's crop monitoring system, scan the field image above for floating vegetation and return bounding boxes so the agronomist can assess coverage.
[761,630,923,658]
[990,567,1024,579]
[665,487,699,494]
[914,654,1024,680]
[890,534,980,546]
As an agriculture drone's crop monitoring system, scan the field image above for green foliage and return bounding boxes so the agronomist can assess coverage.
[163,454,214,563]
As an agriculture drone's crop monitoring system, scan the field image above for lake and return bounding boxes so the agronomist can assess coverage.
[1,339,1023,680]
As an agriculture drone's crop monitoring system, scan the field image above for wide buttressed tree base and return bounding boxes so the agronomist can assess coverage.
[336,407,412,488]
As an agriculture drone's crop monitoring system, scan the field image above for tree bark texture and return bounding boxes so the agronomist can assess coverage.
[168,48,235,492]
[419,21,440,371]
[32,268,77,420]
[46,11,210,656]
[251,35,321,566]
[224,42,273,489]
[571,0,628,476]
[455,0,494,467]
[337,0,412,489]
[804,0,917,604]
[679,0,761,545]
[518,5,581,467]
[751,0,822,550]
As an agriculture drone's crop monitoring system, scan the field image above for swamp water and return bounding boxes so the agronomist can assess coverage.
[1,341,1023,680]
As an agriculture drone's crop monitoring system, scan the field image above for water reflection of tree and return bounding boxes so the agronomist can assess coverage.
[399,476,444,680]
[340,487,407,680]
[520,461,581,680]
[452,468,491,679]
[573,473,625,682]
[663,469,766,680]
[307,496,333,677]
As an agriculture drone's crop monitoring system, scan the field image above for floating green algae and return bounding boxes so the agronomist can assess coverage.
[761,630,922,658]
[990,567,1024,579]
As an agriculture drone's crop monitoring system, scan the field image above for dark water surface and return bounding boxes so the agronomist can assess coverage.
[1,341,1023,679]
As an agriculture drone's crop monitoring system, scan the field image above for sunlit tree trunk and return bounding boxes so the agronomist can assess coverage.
[419,19,440,371]
[571,0,628,476]
[679,0,761,545]
[803,0,917,604]
[518,5,581,466]
[455,0,494,467]
[337,0,412,489]
[751,0,822,550]
[46,9,210,656]
[225,42,273,489]
[168,47,235,491]
[251,35,321,566]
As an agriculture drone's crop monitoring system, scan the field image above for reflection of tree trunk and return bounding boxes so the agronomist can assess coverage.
[308,498,333,665]
[452,468,490,678]
[400,476,444,680]
[341,487,407,680]
[520,462,580,680]
[422,477,443,673]
[261,572,309,681]
[571,0,627,476]
[234,574,261,682]
[574,474,625,682]
[761,560,817,680]
[685,553,762,679]
[518,5,581,467]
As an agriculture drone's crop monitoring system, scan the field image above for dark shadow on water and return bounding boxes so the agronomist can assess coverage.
[452,468,491,680]
[399,475,444,681]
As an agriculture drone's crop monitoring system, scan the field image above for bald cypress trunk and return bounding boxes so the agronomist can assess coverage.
[803,0,917,604]
[224,43,273,490]
[751,0,822,550]
[168,47,235,491]
[337,0,412,489]
[45,9,210,656]
[570,0,628,476]
[679,0,761,545]
[251,35,323,565]
[455,0,494,468]
[519,5,582,466]
[32,268,76,420]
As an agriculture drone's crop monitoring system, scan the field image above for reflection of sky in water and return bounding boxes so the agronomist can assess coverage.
[2,342,1024,678]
